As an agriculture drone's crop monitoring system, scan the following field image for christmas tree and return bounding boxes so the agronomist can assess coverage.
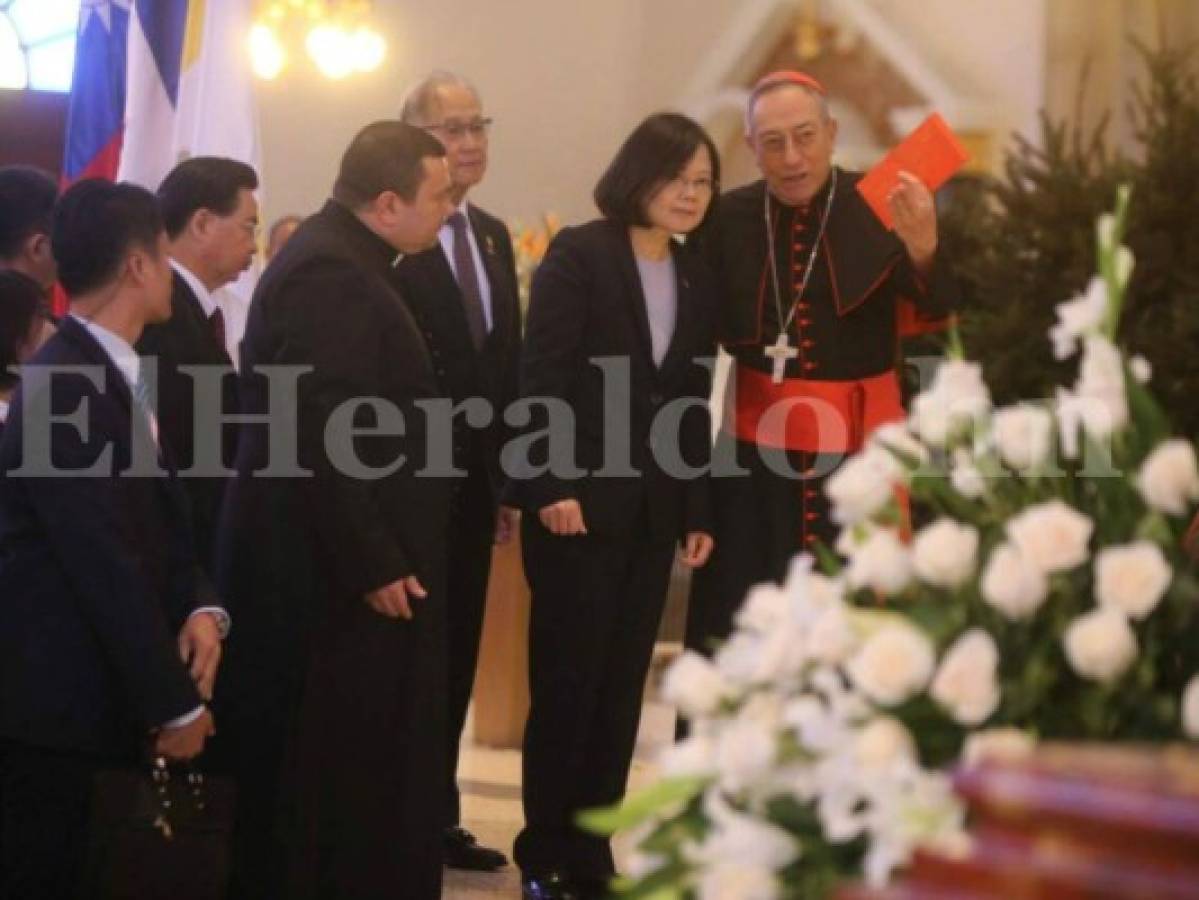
[941,46,1199,440]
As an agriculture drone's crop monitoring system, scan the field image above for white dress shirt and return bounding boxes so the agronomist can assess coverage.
[71,314,229,728]
[437,200,494,331]
[0,398,9,425]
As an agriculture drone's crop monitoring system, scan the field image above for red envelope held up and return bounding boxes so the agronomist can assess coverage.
[856,113,969,230]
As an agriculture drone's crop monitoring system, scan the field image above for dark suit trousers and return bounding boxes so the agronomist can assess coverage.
[0,740,101,900]
[445,463,497,826]
[513,512,675,880]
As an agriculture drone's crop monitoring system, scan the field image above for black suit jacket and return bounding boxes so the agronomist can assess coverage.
[391,203,521,502]
[0,318,208,757]
[510,218,717,542]
[137,271,238,571]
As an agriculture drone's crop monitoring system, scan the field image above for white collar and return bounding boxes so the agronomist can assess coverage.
[71,314,141,388]
[170,259,217,318]
[0,398,8,424]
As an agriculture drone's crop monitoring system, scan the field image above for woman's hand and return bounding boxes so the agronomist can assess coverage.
[539,499,588,536]
[679,531,714,568]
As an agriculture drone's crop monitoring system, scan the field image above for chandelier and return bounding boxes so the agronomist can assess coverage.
[250,0,386,81]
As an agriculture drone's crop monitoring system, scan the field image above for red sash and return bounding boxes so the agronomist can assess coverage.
[727,364,904,454]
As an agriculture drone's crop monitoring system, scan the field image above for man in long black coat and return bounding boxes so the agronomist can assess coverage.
[215,121,456,900]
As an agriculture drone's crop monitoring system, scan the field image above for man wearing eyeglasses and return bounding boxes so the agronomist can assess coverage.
[396,71,522,873]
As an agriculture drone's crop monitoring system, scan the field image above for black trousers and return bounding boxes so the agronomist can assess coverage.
[0,739,102,900]
[514,513,675,881]
[444,464,497,827]
[686,435,839,655]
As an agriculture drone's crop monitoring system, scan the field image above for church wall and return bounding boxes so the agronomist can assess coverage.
[256,0,1145,233]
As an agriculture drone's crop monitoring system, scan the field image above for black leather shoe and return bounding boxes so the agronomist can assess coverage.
[521,869,579,900]
[443,826,509,871]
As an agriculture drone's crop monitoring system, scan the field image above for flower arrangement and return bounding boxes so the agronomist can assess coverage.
[585,189,1199,898]
[509,212,561,312]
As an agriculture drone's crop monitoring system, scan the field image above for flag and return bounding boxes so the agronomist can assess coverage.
[58,0,262,345]
[118,0,261,192]
[118,0,263,357]
[62,0,131,185]
[56,0,134,315]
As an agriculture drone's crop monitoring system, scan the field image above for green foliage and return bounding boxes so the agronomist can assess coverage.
[943,45,1199,440]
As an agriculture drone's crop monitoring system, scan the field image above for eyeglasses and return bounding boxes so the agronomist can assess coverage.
[421,118,494,141]
[666,175,717,195]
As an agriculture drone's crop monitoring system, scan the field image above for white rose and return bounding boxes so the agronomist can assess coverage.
[826,446,902,525]
[736,583,790,634]
[1063,608,1138,684]
[1182,675,1199,739]
[1006,500,1093,575]
[715,695,782,792]
[788,567,845,626]
[663,650,730,718]
[950,448,987,499]
[847,622,936,706]
[1049,277,1107,360]
[962,728,1036,768]
[991,404,1054,472]
[980,542,1049,621]
[846,527,913,596]
[784,694,843,754]
[1095,541,1172,621]
[854,717,916,769]
[1137,439,1199,516]
[697,863,780,900]
[912,518,979,589]
[659,733,718,777]
[806,604,858,665]
[714,632,762,685]
[930,629,1002,726]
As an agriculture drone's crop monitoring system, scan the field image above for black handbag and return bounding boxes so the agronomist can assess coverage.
[83,756,236,900]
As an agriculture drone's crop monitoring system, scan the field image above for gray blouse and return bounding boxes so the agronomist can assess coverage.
[635,253,677,367]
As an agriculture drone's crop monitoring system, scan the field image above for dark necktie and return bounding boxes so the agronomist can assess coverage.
[209,306,227,351]
[448,211,488,350]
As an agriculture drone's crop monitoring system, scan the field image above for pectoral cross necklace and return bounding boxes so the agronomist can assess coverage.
[763,169,837,383]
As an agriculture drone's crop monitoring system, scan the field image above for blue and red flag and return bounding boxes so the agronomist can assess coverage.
[61,0,133,184]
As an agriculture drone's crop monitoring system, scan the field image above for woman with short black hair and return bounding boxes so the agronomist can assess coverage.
[0,271,46,438]
[511,113,720,900]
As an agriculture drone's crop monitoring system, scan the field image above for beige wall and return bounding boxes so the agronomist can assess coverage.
[256,0,1163,233]
[255,0,647,230]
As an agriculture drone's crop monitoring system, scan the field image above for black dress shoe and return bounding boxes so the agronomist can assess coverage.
[443,826,509,871]
[521,869,579,900]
